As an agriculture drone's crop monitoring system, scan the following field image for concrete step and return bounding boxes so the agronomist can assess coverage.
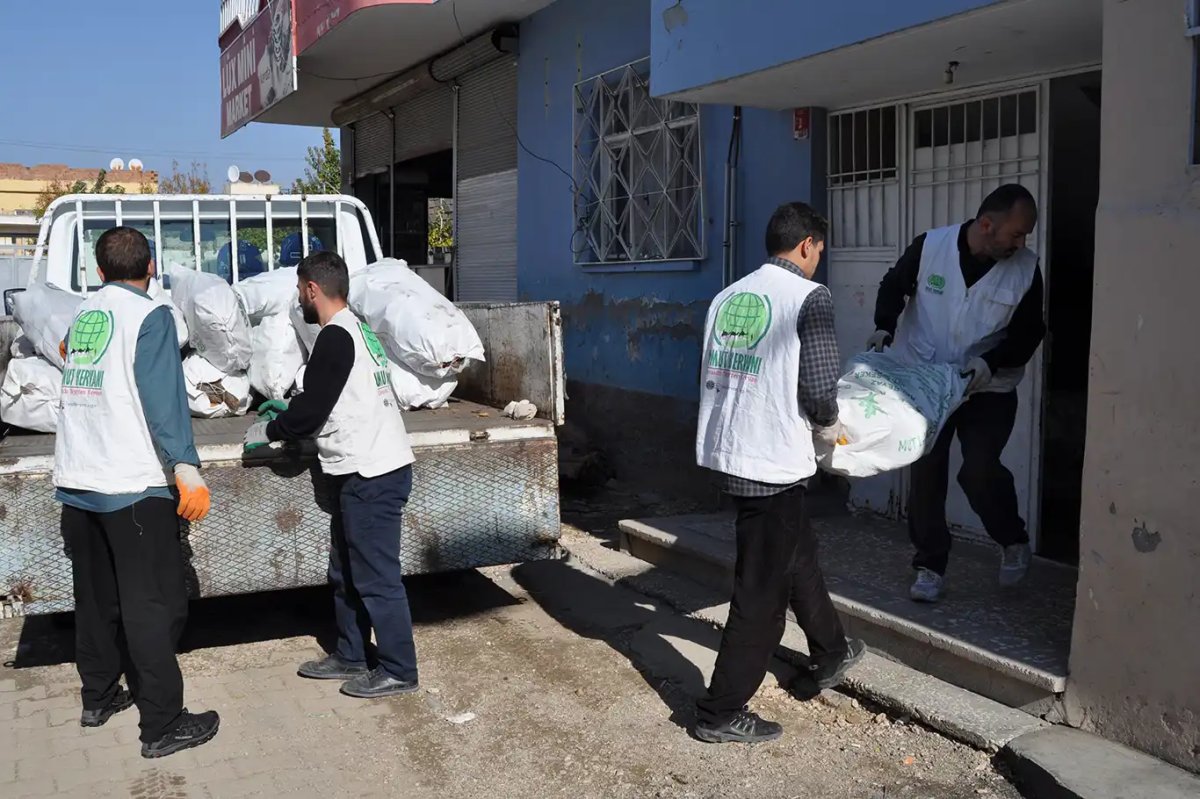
[618,512,1076,713]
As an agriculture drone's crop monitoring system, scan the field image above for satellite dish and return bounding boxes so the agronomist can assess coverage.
[109,158,125,171]
[128,158,144,171]
[227,164,241,183]
[254,169,271,183]
[238,171,254,183]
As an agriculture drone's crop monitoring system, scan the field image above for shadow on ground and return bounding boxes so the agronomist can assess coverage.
[5,569,519,670]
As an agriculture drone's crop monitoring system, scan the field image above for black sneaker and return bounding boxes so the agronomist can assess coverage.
[812,638,867,690]
[81,687,134,728]
[298,654,369,680]
[340,668,419,699]
[140,710,220,759]
[693,709,783,744]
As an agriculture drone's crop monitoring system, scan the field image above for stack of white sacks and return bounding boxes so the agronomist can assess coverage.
[1,258,485,433]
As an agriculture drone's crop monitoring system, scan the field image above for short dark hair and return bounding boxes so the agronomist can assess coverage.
[977,184,1037,219]
[297,250,350,300]
[95,226,151,282]
[765,202,828,256]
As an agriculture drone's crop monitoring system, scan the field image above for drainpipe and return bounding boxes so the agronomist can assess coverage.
[721,106,743,287]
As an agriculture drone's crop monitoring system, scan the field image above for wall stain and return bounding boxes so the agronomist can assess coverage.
[662,1,688,33]
[564,291,705,366]
[1131,520,1161,553]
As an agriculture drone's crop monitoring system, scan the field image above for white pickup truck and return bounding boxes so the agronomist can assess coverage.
[0,194,564,617]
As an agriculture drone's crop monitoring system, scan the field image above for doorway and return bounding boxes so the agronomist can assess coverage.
[1038,71,1102,565]
[392,150,454,296]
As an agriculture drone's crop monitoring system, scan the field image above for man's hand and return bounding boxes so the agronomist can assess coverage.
[243,420,271,452]
[963,356,993,394]
[174,464,211,523]
[814,420,849,451]
[256,399,289,421]
[866,330,892,353]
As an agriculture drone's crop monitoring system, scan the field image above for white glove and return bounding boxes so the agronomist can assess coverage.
[243,420,271,451]
[814,420,848,451]
[865,330,892,353]
[963,356,993,394]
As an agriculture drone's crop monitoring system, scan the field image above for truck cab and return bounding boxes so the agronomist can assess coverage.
[30,193,382,293]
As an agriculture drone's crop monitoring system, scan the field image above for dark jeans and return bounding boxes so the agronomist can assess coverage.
[696,485,848,726]
[328,465,418,682]
[908,390,1029,575]
[62,498,188,743]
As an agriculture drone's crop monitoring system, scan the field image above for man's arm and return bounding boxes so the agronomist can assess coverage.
[873,233,926,337]
[982,264,1047,372]
[267,325,354,441]
[134,306,199,469]
[797,286,841,428]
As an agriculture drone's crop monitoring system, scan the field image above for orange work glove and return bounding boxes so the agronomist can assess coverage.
[173,463,211,522]
[59,340,66,361]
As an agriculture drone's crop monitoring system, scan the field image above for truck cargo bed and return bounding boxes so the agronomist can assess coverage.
[0,399,552,471]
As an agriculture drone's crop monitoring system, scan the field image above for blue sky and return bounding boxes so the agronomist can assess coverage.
[0,0,323,186]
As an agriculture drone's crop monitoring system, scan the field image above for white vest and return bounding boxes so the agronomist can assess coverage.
[315,308,415,478]
[892,224,1038,393]
[54,284,170,494]
[696,263,822,484]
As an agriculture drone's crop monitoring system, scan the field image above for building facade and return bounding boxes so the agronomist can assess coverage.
[0,163,158,216]
[222,0,1199,769]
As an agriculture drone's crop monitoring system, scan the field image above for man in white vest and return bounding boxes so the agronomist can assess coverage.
[693,202,865,744]
[867,184,1046,603]
[243,251,420,698]
[55,226,219,759]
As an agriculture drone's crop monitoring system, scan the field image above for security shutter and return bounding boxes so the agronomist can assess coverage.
[454,57,518,301]
[393,86,453,164]
[339,126,355,191]
[353,113,392,178]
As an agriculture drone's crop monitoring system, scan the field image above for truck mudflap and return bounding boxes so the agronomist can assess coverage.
[0,433,560,616]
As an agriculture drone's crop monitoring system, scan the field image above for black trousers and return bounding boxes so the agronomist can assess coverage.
[908,390,1029,575]
[62,497,188,743]
[696,485,848,726]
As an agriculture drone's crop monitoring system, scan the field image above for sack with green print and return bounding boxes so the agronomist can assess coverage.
[818,352,968,478]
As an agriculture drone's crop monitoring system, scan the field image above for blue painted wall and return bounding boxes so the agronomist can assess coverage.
[517,0,820,402]
[649,0,999,97]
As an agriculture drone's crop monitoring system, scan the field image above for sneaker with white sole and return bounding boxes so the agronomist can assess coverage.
[909,568,944,603]
[999,543,1031,587]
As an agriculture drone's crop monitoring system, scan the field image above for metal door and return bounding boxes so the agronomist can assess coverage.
[826,105,905,517]
[454,57,519,302]
[906,86,1046,545]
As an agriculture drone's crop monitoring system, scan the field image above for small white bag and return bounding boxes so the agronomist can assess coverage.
[168,266,253,373]
[182,353,251,418]
[248,313,304,401]
[12,282,83,370]
[0,356,62,432]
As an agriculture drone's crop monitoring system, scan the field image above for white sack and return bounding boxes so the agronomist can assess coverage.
[348,260,485,379]
[233,267,299,324]
[146,278,189,349]
[248,313,304,401]
[388,360,456,410]
[12,282,83,370]
[168,266,252,373]
[288,301,321,357]
[10,335,36,359]
[0,356,61,432]
[182,353,250,418]
[818,352,968,479]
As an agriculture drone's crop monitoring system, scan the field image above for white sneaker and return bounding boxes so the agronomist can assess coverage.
[909,568,944,603]
[999,543,1031,587]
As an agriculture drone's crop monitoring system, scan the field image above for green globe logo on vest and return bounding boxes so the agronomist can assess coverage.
[359,322,391,388]
[926,274,947,294]
[709,292,772,377]
[62,310,114,390]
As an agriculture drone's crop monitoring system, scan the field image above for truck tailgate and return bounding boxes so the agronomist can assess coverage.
[0,401,559,614]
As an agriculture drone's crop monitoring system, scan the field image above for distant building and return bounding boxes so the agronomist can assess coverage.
[0,163,159,216]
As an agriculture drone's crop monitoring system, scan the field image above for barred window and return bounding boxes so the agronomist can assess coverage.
[573,60,704,264]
